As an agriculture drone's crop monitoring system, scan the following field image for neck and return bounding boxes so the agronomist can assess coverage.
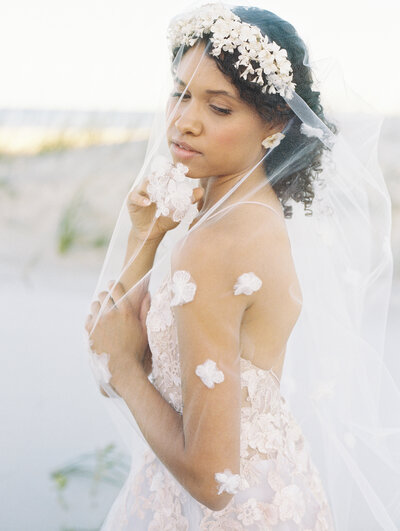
[198,163,274,214]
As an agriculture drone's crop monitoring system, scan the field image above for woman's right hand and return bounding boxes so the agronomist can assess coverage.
[126,175,204,242]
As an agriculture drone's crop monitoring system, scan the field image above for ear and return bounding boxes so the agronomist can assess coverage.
[261,117,288,140]
[261,124,280,142]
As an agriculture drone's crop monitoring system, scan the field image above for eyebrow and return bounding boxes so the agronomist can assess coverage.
[173,75,239,101]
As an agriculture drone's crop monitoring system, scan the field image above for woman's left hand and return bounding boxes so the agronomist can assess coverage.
[85,280,148,395]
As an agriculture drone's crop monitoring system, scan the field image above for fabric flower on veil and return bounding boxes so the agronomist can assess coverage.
[300,123,324,140]
[147,155,199,223]
[215,469,242,495]
[233,272,262,295]
[170,270,197,306]
[195,359,225,388]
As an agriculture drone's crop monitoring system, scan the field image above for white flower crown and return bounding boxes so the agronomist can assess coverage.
[167,3,296,99]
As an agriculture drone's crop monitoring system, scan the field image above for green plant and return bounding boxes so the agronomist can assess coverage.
[50,442,130,512]
[56,182,112,254]
[37,135,74,154]
[57,192,84,254]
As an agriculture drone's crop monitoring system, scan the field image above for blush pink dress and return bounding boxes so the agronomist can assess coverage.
[101,271,335,530]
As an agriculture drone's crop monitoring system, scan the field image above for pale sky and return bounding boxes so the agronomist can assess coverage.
[1,0,399,115]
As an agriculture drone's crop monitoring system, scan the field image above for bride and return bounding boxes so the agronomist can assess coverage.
[84,3,399,529]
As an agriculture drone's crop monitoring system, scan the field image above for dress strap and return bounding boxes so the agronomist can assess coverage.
[236,200,283,220]
[201,200,283,223]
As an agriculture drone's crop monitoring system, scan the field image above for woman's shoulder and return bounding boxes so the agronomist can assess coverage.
[172,199,291,286]
[205,199,290,256]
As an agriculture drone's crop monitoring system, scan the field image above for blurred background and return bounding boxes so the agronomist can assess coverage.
[1,0,399,529]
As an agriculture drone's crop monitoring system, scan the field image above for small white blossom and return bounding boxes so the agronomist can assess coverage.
[170,270,197,306]
[300,123,325,140]
[233,272,262,296]
[146,155,198,222]
[301,123,335,148]
[215,468,241,495]
[167,178,195,222]
[167,4,295,98]
[195,359,225,388]
[262,132,285,150]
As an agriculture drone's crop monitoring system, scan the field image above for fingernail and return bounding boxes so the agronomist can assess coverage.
[143,198,151,205]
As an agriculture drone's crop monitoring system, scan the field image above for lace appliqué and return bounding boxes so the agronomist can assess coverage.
[195,359,225,388]
[87,337,112,385]
[133,273,335,530]
[129,449,190,530]
[145,274,183,413]
[146,288,174,333]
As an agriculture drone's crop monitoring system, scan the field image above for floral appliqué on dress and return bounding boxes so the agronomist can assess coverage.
[101,271,335,530]
[170,270,197,306]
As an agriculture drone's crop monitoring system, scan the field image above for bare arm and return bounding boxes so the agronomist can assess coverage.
[97,230,162,396]
[116,224,252,511]
[121,230,164,376]
[119,229,163,300]
[116,365,204,502]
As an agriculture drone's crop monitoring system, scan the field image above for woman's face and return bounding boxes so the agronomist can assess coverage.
[166,41,277,180]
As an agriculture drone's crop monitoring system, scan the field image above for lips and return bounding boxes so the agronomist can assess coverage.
[172,139,201,153]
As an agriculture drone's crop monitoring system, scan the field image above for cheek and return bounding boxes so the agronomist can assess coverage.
[212,122,254,155]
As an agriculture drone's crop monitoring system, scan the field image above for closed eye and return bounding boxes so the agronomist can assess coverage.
[171,92,232,116]
[210,105,231,115]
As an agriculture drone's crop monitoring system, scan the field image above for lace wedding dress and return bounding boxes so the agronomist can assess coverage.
[101,270,335,530]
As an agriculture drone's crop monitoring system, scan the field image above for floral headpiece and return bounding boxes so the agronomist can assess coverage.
[167,3,296,99]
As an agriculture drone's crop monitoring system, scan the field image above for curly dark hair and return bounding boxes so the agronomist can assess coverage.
[171,5,338,218]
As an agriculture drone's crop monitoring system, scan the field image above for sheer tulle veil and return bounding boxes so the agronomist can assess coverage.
[84,2,400,528]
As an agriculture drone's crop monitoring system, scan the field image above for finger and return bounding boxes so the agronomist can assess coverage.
[107,280,132,309]
[110,282,132,313]
[98,290,115,310]
[107,280,120,309]
[128,189,152,207]
[84,313,93,333]
[90,300,101,319]
[136,175,150,194]
[107,280,123,306]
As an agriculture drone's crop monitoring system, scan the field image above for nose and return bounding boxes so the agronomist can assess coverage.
[173,99,202,136]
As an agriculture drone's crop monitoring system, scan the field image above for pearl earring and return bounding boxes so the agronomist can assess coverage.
[262,132,285,150]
